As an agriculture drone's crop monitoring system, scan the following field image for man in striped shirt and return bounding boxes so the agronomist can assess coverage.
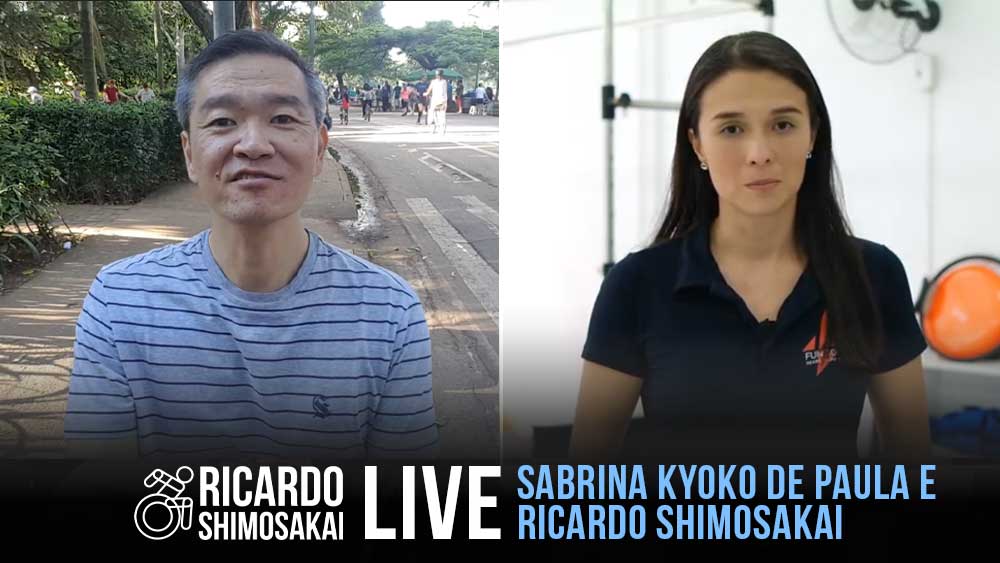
[64,30,437,461]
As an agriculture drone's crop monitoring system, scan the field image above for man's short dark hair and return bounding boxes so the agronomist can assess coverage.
[174,30,326,131]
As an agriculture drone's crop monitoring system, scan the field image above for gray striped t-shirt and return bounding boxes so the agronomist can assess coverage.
[64,229,437,461]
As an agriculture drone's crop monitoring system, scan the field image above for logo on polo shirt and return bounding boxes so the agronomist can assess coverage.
[803,310,838,376]
[312,395,331,418]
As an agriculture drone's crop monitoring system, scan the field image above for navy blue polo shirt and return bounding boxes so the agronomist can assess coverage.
[582,222,926,458]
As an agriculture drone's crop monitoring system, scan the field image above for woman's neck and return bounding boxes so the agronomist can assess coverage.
[710,204,803,267]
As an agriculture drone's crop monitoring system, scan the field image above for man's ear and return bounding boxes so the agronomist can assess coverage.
[180,131,197,184]
[687,127,704,163]
[314,125,329,177]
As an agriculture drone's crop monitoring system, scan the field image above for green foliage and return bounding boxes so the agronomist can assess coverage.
[0,0,206,95]
[0,97,186,205]
[314,22,396,86]
[0,108,62,271]
[314,17,499,87]
[395,21,498,81]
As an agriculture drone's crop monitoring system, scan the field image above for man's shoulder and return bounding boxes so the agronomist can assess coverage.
[312,239,420,304]
[97,233,205,282]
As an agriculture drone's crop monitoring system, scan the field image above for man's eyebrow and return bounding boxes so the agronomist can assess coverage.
[198,93,308,113]
[710,106,804,121]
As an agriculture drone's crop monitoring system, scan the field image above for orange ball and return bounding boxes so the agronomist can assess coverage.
[923,263,1000,360]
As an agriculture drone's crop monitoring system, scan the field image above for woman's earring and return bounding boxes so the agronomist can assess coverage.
[806,152,812,160]
[699,161,708,171]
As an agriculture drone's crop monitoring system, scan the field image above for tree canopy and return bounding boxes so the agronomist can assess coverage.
[1,1,498,98]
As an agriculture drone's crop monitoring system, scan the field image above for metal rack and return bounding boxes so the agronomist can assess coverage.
[599,0,774,274]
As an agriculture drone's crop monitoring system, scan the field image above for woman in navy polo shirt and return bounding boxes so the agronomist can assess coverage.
[572,31,930,460]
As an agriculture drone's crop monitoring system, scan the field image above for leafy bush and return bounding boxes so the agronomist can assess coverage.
[0,110,63,274]
[0,98,186,204]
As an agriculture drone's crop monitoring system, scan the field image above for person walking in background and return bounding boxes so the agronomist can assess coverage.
[473,83,486,116]
[427,69,448,135]
[27,86,43,105]
[381,81,391,112]
[393,82,402,111]
[71,83,83,103]
[455,79,464,114]
[485,85,495,115]
[414,88,427,125]
[400,83,411,116]
[103,79,130,104]
[360,82,372,121]
[340,84,350,124]
[366,83,377,120]
[137,83,156,103]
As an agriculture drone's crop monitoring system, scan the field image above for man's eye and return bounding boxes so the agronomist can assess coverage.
[273,115,296,124]
[721,125,742,136]
[208,117,235,127]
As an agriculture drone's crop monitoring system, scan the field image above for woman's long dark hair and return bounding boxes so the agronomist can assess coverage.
[654,31,882,370]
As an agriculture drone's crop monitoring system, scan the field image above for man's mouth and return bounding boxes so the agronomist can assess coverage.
[231,171,279,182]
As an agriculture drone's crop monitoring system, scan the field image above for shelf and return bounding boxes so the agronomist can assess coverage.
[922,349,1000,378]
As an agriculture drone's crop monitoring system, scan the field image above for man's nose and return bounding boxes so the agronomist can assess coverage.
[233,120,275,160]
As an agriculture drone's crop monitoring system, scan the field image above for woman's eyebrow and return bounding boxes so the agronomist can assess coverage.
[710,106,805,121]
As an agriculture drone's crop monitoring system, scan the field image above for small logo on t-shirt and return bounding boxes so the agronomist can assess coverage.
[803,310,838,376]
[312,395,331,418]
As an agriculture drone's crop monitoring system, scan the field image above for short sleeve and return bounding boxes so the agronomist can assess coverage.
[581,253,647,378]
[869,244,927,373]
[64,276,138,443]
[366,295,439,459]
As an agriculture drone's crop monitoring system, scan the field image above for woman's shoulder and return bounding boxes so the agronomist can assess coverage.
[604,237,686,287]
[851,237,913,293]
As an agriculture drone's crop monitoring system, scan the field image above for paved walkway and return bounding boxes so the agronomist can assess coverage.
[0,153,357,458]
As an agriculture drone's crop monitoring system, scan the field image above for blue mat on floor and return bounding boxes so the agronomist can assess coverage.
[930,407,1000,457]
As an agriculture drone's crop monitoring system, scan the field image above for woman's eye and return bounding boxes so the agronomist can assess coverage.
[209,117,235,127]
[775,120,795,132]
[721,125,742,135]
[273,115,295,124]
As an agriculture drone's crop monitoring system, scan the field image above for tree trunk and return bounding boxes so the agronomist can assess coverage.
[179,0,214,42]
[249,1,262,30]
[308,1,316,70]
[90,3,107,81]
[235,1,251,29]
[79,1,98,100]
[153,0,163,90]
[177,22,186,77]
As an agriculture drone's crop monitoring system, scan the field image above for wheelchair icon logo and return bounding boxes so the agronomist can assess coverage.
[134,466,194,540]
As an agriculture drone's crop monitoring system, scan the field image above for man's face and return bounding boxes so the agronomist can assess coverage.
[180,54,328,227]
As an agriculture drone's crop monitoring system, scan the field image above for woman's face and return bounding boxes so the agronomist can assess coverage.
[688,69,816,219]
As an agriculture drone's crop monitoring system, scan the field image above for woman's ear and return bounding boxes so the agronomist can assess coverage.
[687,127,704,162]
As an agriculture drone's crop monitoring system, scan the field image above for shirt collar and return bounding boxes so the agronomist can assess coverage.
[673,221,718,293]
[673,221,823,314]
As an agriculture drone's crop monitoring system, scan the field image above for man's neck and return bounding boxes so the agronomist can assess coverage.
[208,215,310,293]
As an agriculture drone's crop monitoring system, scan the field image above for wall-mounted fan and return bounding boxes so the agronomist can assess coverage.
[826,0,942,64]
